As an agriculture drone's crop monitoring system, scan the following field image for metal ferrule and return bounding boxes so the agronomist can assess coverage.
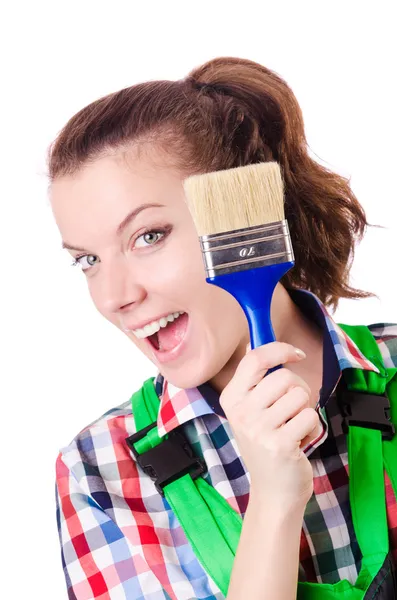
[200,219,294,278]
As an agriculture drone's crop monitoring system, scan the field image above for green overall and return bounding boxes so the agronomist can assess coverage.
[126,325,397,598]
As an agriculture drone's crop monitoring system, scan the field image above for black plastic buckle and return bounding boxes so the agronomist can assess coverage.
[125,423,207,496]
[337,383,395,441]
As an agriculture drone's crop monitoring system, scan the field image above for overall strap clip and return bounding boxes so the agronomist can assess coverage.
[337,382,395,441]
[126,423,206,496]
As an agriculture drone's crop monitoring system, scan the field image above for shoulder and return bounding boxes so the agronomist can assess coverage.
[56,372,164,484]
[56,396,137,488]
[56,376,162,485]
[367,323,397,369]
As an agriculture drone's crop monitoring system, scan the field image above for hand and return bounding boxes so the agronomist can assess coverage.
[220,342,322,509]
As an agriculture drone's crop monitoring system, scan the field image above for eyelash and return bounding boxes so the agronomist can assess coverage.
[71,227,171,270]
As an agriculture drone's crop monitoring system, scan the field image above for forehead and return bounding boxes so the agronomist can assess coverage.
[49,148,187,242]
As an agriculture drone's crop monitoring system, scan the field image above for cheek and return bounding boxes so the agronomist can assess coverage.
[154,246,206,294]
[87,284,112,322]
[205,286,248,337]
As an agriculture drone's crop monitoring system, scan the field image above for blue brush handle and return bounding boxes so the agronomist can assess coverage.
[206,261,294,374]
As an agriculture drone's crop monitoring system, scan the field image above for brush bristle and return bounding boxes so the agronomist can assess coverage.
[183,162,285,237]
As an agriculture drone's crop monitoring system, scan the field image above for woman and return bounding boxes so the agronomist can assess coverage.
[51,57,397,599]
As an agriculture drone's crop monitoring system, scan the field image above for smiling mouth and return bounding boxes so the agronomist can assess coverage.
[147,312,189,353]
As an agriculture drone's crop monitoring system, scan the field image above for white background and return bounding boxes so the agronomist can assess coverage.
[1,0,396,597]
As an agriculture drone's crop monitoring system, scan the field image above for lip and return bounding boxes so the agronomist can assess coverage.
[144,313,190,364]
[123,310,185,332]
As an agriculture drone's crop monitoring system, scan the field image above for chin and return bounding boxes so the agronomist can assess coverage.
[160,362,215,390]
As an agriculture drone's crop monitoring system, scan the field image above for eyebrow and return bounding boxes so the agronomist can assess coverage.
[61,203,165,252]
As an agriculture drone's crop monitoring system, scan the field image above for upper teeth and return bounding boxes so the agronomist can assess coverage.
[132,312,185,339]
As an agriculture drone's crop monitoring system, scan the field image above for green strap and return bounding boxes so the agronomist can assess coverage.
[337,326,397,505]
[130,326,397,598]
[338,326,388,565]
[349,426,387,570]
[339,325,397,592]
[132,377,240,596]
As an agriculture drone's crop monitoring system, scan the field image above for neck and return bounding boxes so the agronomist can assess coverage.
[210,284,324,407]
[272,285,323,356]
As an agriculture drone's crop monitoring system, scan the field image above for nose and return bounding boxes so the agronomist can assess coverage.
[97,255,147,316]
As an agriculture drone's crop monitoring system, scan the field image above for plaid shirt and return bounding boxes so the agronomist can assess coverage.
[55,289,397,599]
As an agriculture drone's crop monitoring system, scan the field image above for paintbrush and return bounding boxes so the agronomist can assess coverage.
[183,162,294,368]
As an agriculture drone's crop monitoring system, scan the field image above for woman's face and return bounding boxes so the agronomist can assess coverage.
[50,146,250,390]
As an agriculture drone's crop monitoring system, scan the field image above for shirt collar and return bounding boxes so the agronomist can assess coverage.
[155,288,379,437]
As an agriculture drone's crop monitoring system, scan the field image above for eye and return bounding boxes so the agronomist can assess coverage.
[134,229,166,248]
[71,254,99,271]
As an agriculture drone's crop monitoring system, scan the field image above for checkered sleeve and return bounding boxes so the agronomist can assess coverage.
[55,451,156,600]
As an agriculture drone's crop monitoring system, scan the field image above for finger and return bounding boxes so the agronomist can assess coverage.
[265,387,310,429]
[250,367,311,411]
[225,342,306,401]
[280,408,321,446]
[299,419,324,450]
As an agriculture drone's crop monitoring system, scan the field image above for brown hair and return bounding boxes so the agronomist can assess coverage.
[48,56,374,310]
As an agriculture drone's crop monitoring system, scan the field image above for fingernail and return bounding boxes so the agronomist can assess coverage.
[246,342,251,354]
[294,348,306,359]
